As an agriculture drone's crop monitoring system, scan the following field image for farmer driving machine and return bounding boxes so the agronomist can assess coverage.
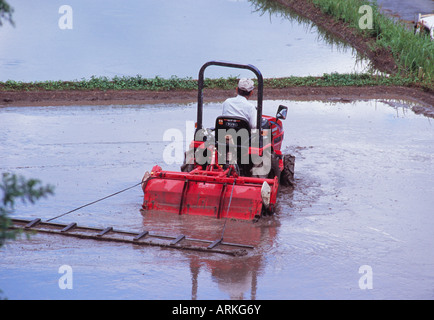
[141,61,295,221]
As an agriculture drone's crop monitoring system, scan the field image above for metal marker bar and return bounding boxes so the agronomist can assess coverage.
[207,238,222,249]
[61,222,77,233]
[170,234,186,245]
[10,218,254,256]
[97,227,113,237]
[133,231,149,241]
[25,218,41,229]
[220,241,254,249]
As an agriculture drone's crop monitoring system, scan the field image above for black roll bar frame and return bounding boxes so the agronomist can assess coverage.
[196,60,264,133]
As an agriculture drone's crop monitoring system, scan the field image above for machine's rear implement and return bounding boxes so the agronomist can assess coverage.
[10,218,253,256]
[142,165,278,221]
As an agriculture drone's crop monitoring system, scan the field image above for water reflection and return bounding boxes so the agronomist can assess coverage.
[252,0,357,50]
[139,208,285,300]
[2,100,433,299]
[0,0,370,82]
[250,0,370,69]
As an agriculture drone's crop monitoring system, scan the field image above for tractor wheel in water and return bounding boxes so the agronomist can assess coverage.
[280,154,295,187]
[251,153,280,182]
[251,153,281,217]
[180,162,194,172]
[270,153,281,183]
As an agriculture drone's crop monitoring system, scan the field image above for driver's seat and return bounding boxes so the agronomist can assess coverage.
[215,116,251,142]
[214,116,251,165]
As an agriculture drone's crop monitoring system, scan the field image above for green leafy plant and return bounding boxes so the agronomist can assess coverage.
[0,0,14,26]
[0,173,54,247]
[0,72,419,92]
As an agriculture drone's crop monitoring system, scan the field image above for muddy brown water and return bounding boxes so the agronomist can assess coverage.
[1,99,433,299]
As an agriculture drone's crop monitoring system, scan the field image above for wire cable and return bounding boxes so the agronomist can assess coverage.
[46,182,142,222]
[219,177,237,240]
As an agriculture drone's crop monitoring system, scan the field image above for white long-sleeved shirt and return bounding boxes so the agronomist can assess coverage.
[221,95,257,129]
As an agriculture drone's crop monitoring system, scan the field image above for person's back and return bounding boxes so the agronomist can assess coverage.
[222,78,257,129]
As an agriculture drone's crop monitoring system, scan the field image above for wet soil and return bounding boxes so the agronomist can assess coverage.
[1,86,433,114]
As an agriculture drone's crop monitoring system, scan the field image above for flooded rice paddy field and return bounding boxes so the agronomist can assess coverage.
[1,100,433,299]
[1,0,433,301]
[0,0,371,82]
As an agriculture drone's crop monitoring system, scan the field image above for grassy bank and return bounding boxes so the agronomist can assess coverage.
[0,73,416,92]
[307,0,433,86]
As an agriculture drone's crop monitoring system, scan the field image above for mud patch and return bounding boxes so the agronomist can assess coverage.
[1,86,432,117]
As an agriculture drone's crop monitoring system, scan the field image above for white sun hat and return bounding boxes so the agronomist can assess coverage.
[238,78,254,92]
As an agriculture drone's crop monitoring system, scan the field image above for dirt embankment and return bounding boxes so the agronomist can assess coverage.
[0,0,432,111]
[1,86,433,109]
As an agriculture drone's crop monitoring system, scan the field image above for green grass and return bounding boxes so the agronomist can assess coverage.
[307,0,433,87]
[0,75,236,91]
[0,73,415,92]
[264,73,415,87]
[0,75,198,91]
